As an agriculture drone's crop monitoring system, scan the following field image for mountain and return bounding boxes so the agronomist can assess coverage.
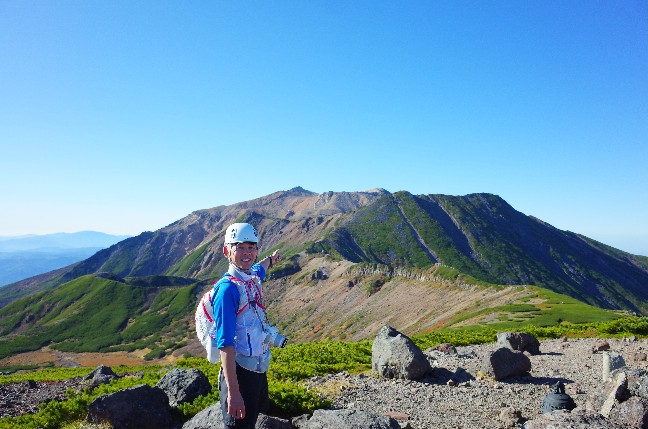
[0,232,130,287]
[0,231,130,252]
[1,187,647,361]
[5,187,645,311]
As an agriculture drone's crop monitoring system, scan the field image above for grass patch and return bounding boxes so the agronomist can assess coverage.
[445,286,621,329]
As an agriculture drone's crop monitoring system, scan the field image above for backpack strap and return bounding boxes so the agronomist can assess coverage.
[229,277,265,316]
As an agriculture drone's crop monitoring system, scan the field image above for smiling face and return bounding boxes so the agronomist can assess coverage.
[224,241,258,271]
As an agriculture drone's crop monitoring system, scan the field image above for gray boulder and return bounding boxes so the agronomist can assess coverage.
[372,326,432,380]
[256,414,293,429]
[182,405,290,429]
[481,347,531,380]
[602,352,627,381]
[522,409,616,429]
[586,368,631,416]
[608,396,648,429]
[82,364,119,388]
[586,367,648,420]
[156,368,211,407]
[182,404,222,429]
[87,384,177,429]
[496,332,541,355]
[293,409,401,429]
[627,368,648,399]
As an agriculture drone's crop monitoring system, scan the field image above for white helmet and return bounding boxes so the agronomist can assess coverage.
[224,223,258,244]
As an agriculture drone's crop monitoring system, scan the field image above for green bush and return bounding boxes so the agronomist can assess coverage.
[268,380,330,418]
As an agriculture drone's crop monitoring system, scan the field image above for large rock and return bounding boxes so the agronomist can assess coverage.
[372,326,432,380]
[608,396,648,429]
[293,409,401,429]
[182,404,222,429]
[626,368,648,399]
[256,414,293,429]
[481,347,531,380]
[496,332,541,355]
[586,367,648,419]
[182,405,290,429]
[87,384,177,429]
[586,369,630,416]
[82,365,119,388]
[156,368,211,407]
[602,352,627,381]
[522,409,616,429]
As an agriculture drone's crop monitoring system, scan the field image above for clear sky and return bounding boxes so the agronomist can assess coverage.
[1,1,647,255]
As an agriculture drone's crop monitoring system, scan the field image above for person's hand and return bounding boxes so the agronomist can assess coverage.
[270,250,281,264]
[228,391,245,420]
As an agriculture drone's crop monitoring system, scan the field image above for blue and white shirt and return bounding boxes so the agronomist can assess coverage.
[211,264,271,372]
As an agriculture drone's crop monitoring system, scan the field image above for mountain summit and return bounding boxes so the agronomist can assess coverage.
[2,187,646,315]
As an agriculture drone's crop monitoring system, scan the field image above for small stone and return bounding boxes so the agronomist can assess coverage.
[592,340,610,353]
[634,352,648,362]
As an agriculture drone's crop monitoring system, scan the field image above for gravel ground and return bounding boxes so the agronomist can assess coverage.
[306,337,648,429]
[2,337,647,428]
[0,377,84,418]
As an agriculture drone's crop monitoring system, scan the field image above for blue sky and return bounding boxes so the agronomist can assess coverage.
[1,1,647,255]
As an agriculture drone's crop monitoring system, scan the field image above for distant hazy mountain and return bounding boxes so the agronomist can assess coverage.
[0,231,130,252]
[0,232,129,287]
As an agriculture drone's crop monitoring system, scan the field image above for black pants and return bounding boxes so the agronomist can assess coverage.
[219,363,269,429]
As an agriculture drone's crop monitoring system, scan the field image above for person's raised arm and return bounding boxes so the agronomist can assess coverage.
[260,249,281,272]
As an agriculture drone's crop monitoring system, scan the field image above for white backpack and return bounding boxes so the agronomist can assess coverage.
[195,286,219,363]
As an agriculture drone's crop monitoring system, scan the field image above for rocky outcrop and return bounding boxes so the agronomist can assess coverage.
[371,326,432,380]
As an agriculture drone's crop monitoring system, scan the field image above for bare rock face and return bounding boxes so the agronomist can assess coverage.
[480,347,531,380]
[371,326,432,380]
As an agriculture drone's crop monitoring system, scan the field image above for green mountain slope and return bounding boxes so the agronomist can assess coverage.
[0,274,199,360]
[312,192,648,313]
[0,188,648,348]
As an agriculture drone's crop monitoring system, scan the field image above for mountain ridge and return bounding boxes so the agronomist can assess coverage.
[1,187,647,365]
[1,188,646,312]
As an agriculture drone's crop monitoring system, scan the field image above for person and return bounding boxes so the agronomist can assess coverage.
[211,222,282,428]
